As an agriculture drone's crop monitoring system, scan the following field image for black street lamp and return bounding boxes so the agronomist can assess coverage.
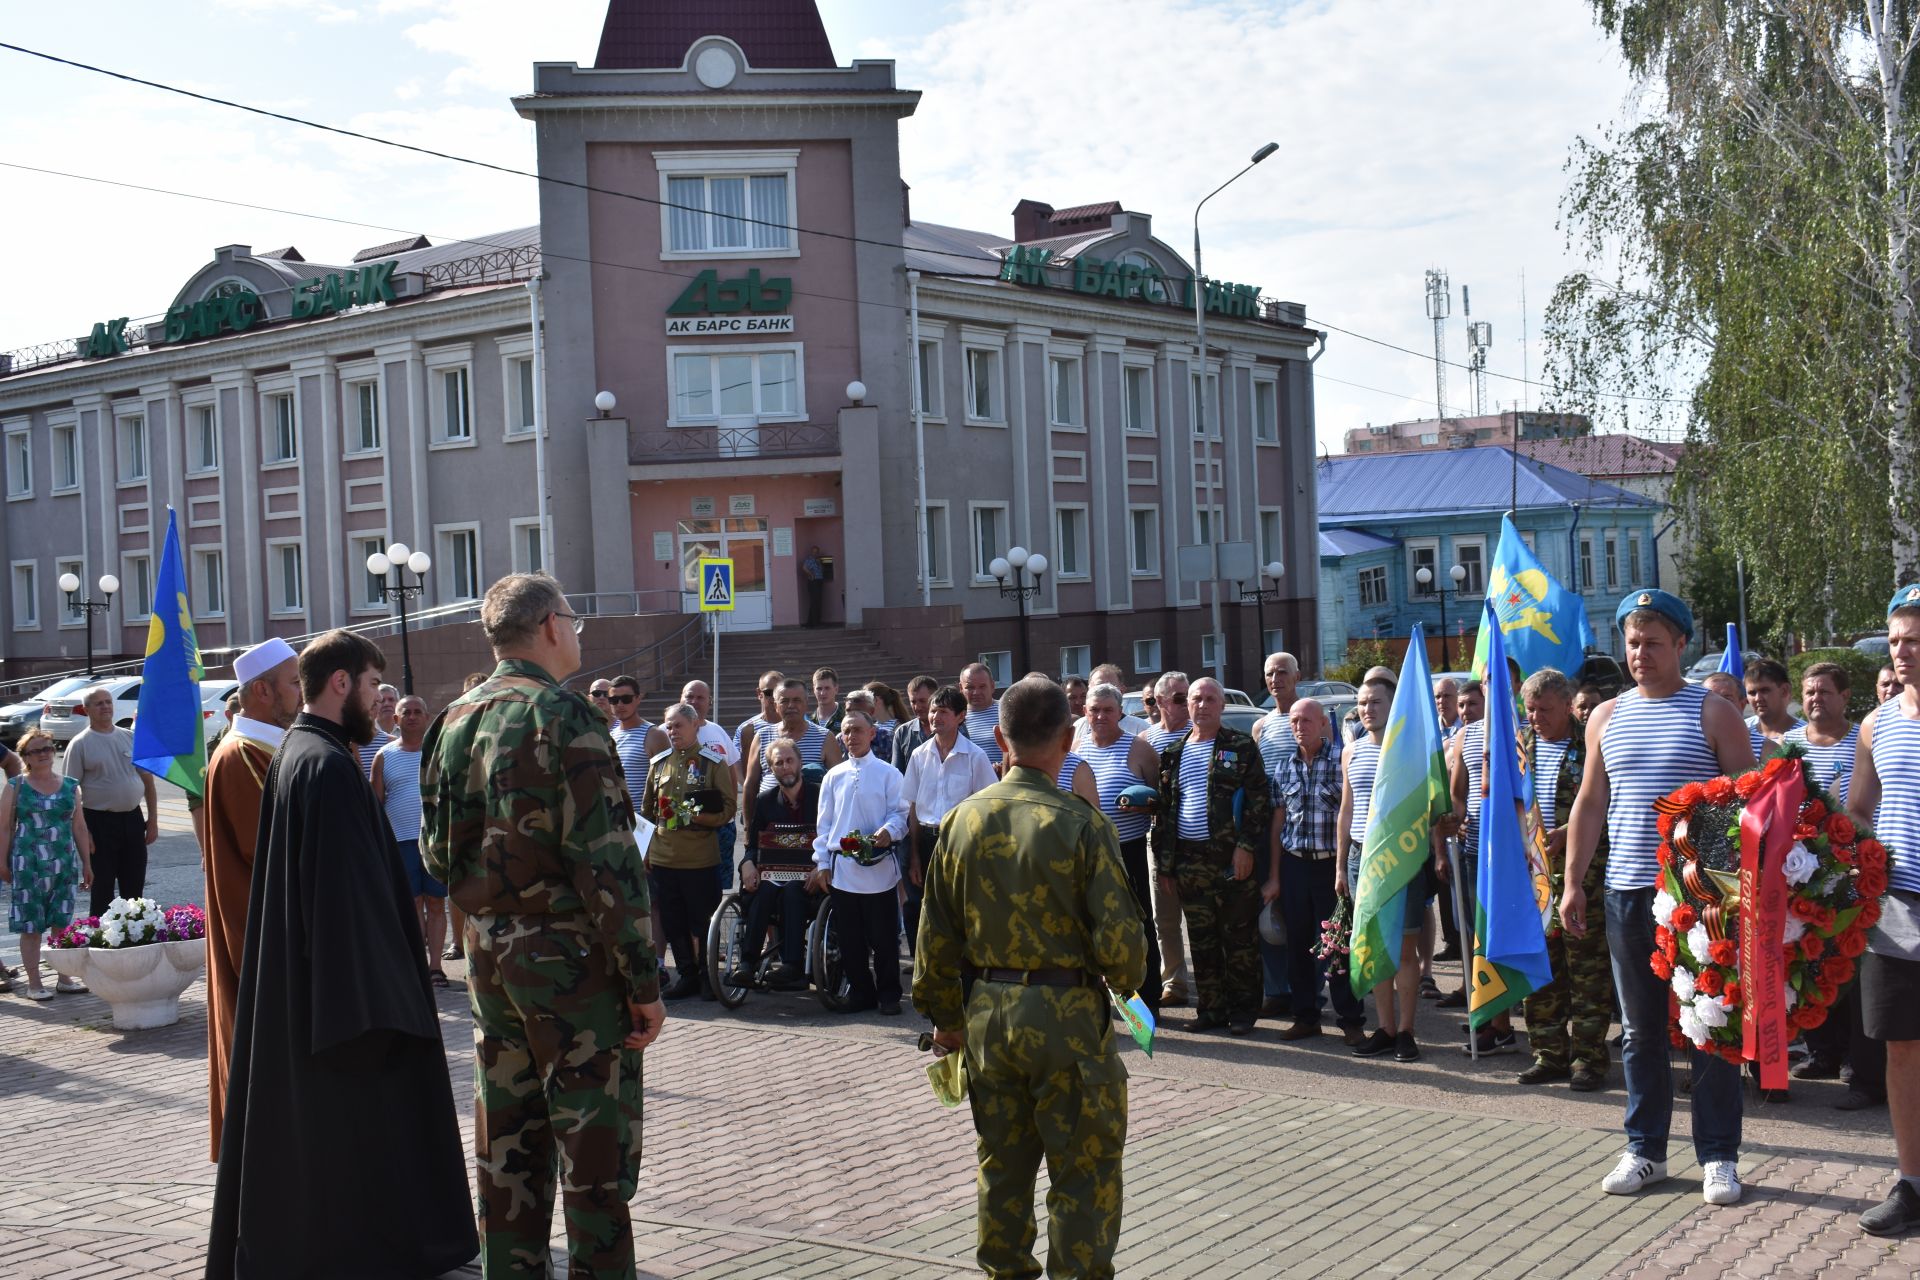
[1237,560,1286,685]
[58,571,119,678]
[990,546,1049,677]
[1415,562,1469,668]
[365,541,433,694]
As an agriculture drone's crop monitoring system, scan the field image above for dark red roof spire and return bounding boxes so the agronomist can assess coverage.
[594,0,838,70]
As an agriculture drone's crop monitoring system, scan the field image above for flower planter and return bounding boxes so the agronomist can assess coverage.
[54,938,206,1030]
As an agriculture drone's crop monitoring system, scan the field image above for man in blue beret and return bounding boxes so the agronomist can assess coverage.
[1562,589,1756,1206]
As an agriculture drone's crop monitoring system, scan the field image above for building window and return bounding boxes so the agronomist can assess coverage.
[664,172,793,255]
[1358,565,1388,607]
[965,346,1003,422]
[270,543,304,615]
[349,382,381,452]
[1454,538,1486,595]
[437,367,472,442]
[51,424,78,491]
[438,526,481,602]
[56,558,83,624]
[970,503,1009,582]
[355,535,388,609]
[194,549,225,618]
[511,520,545,575]
[1189,370,1220,437]
[1418,432,1440,446]
[1049,355,1083,428]
[915,340,943,418]
[1055,506,1089,579]
[1123,364,1154,434]
[117,415,147,483]
[5,431,29,498]
[266,393,298,463]
[1578,536,1594,591]
[670,348,800,422]
[1263,626,1284,655]
[1253,378,1279,443]
[1408,539,1439,597]
[189,404,220,472]
[920,500,951,587]
[1604,533,1619,589]
[1059,645,1091,679]
[11,562,37,629]
[124,554,154,621]
[1627,530,1643,586]
[1128,507,1160,577]
[1258,510,1283,570]
[1133,637,1162,674]
[1201,633,1223,670]
[507,357,536,436]
[979,650,1013,688]
[1194,505,1225,546]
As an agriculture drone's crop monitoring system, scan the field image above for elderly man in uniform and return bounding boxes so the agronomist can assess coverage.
[421,573,666,1278]
[913,675,1145,1280]
[644,703,738,999]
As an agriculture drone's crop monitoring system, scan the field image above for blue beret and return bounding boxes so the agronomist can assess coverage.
[1614,588,1693,642]
[1117,784,1158,812]
[1890,583,1920,617]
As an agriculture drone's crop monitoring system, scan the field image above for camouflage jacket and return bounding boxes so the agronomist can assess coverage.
[1521,718,1605,875]
[911,766,1147,1030]
[1149,724,1272,877]
[421,657,657,1002]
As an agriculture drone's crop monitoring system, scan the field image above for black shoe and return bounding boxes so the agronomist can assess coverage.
[1437,988,1467,1009]
[878,1000,902,1016]
[764,962,806,991]
[699,979,717,1002]
[841,997,878,1014]
[1394,1032,1420,1062]
[1341,1026,1368,1049]
[1861,1180,1920,1237]
[1278,1020,1323,1042]
[724,968,757,988]
[1518,1062,1571,1085]
[1835,1088,1887,1112]
[1228,1019,1256,1037]
[1352,1029,1395,1057]
[662,973,701,1000]
[1258,997,1289,1019]
[1569,1067,1608,1093]
[1789,1057,1842,1081]
[1435,945,1462,962]
[1191,1011,1228,1032]
[1465,1028,1519,1056]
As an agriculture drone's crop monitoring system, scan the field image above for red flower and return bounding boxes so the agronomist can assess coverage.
[1858,869,1889,899]
[1815,979,1839,1006]
[1696,968,1724,996]
[1763,755,1795,781]
[1789,897,1822,922]
[1734,770,1764,799]
[1650,951,1674,980]
[1725,981,1743,1006]
[1657,811,1676,840]
[1709,938,1737,966]
[1781,945,1801,968]
[1817,906,1838,930]
[1794,822,1818,842]
[1671,904,1699,933]
[1792,1005,1828,1030]
[1836,928,1869,959]
[1859,839,1888,871]
[1654,925,1674,953]
[657,795,673,814]
[1857,899,1883,930]
[1655,843,1673,868]
[1704,777,1737,805]
[1804,799,1829,824]
[1825,957,1856,985]
[1670,1028,1691,1050]
[1800,933,1825,961]
[1663,934,1679,961]
[1826,814,1858,844]
[1718,1044,1746,1064]
[1669,992,1681,1017]
[1833,842,1857,866]
[839,835,861,852]
[1675,782,1706,809]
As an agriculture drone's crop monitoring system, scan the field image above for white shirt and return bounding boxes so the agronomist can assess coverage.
[812,751,910,893]
[696,720,740,767]
[902,732,998,827]
[228,715,286,750]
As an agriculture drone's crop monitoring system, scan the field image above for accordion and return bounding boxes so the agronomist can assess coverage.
[755,828,816,883]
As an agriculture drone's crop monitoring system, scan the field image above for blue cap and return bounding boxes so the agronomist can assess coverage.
[1615,588,1693,642]
[1890,584,1920,617]
[1117,784,1158,812]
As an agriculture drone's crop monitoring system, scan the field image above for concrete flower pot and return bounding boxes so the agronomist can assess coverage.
[46,948,89,984]
[62,939,206,1029]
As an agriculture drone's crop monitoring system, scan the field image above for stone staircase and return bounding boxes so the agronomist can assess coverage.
[650,624,938,728]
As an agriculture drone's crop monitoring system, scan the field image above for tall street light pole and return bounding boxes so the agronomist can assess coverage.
[991,546,1049,678]
[1238,560,1285,681]
[1193,140,1278,684]
[57,572,119,679]
[1416,562,1468,668]
[366,541,432,695]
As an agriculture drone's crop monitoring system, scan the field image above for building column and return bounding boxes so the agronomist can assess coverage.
[838,403,882,625]
[584,416,635,599]
[404,344,430,553]
[70,393,110,657]
[233,374,265,640]
[308,356,346,628]
[1087,335,1126,613]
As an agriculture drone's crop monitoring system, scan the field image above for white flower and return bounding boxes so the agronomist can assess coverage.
[100,921,125,947]
[1783,982,1799,1009]
[1678,1003,1709,1045]
[1694,994,1731,1030]
[1687,923,1713,962]
[1653,889,1679,928]
[1781,916,1807,945]
[1781,842,1819,887]
[1671,968,1697,1002]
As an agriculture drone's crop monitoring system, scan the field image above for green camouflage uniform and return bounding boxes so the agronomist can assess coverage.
[1150,726,1271,1025]
[1520,722,1612,1073]
[420,657,657,1279]
[912,765,1146,1280]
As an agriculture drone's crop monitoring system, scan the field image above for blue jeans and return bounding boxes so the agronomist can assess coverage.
[1605,885,1742,1163]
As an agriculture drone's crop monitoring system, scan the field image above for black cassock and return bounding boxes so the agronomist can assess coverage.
[206,713,476,1279]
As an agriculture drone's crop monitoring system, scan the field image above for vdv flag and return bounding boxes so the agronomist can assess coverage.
[1349,623,1452,998]
[131,508,207,799]
[1718,623,1744,678]
[1471,515,1597,681]
[1469,600,1555,1028]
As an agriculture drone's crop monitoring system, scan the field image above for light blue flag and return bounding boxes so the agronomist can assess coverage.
[131,508,207,798]
[1471,514,1597,681]
[1469,600,1555,1028]
[1718,623,1744,678]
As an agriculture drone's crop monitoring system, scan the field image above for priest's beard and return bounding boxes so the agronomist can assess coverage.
[339,689,377,746]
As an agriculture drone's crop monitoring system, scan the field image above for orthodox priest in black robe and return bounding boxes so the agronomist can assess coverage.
[207,630,476,1280]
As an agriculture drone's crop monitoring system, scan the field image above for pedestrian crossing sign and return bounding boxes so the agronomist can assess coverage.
[698,558,734,611]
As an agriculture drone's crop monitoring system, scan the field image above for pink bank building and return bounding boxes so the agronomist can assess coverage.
[0,0,1323,688]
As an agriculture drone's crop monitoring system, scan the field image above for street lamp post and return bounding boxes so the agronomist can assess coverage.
[1237,560,1286,682]
[365,541,433,694]
[1193,140,1278,684]
[1415,563,1469,668]
[57,572,119,678]
[990,546,1049,678]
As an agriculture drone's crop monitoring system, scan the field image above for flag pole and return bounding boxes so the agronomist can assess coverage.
[1448,832,1477,1061]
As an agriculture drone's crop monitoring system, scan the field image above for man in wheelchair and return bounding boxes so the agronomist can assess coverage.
[730,737,821,989]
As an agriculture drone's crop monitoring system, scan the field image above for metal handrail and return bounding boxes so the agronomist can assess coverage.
[572,614,707,689]
[628,419,839,464]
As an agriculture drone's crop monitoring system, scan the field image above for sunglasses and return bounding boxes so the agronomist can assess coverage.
[609,694,636,705]
[22,747,54,757]
[590,689,611,700]
[1161,693,1188,704]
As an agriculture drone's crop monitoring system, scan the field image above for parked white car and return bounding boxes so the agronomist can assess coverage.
[39,677,142,744]
[198,680,240,749]
[0,675,94,749]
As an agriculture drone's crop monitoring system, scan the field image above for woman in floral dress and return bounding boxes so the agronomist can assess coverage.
[0,729,93,999]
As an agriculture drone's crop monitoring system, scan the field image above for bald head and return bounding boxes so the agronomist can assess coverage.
[680,680,711,720]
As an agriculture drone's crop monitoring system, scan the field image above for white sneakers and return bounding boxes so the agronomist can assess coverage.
[1599,1152,1742,1205]
[1702,1160,1743,1205]
[1602,1152,1669,1195]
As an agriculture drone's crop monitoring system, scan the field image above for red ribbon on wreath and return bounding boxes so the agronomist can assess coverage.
[1739,759,1804,1090]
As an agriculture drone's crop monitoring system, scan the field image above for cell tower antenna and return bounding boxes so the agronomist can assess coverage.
[1424,268,1450,419]
[1464,283,1492,418]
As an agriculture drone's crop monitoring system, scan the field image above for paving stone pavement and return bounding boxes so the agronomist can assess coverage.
[1,960,1915,1280]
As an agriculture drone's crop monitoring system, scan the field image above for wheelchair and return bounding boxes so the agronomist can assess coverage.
[706,874,852,1011]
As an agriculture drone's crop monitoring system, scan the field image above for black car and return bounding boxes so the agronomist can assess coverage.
[1577,651,1626,700]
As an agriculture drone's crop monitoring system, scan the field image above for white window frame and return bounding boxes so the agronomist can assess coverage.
[919,500,952,589]
[1453,536,1488,596]
[4,423,30,500]
[498,335,538,440]
[1252,374,1280,444]
[49,415,80,493]
[510,518,545,575]
[1578,535,1595,591]
[192,547,226,619]
[351,532,389,614]
[1121,359,1156,436]
[968,501,1010,584]
[11,560,39,630]
[1054,504,1090,580]
[1048,351,1084,430]
[1357,564,1389,608]
[1189,367,1220,438]
[1201,632,1223,671]
[1627,529,1643,587]
[914,335,945,421]
[1419,431,1440,446]
[655,148,800,260]
[1059,645,1091,679]
[184,396,221,474]
[961,330,1006,426]
[122,552,154,623]
[341,375,382,456]
[261,384,299,466]
[979,650,1013,688]
[1257,507,1284,570]
[1128,505,1161,578]
[424,345,475,447]
[115,411,148,485]
[1193,504,1226,546]
[267,538,306,617]
[665,341,806,426]
[436,522,483,603]
[1133,637,1163,674]
[55,557,84,627]
[1407,537,1440,598]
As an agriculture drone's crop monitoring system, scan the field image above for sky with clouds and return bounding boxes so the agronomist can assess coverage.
[0,0,1647,451]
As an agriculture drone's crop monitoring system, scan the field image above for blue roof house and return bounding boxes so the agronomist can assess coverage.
[1317,446,1664,667]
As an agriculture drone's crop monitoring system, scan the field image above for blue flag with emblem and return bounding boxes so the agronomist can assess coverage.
[1471,514,1596,681]
[131,508,206,798]
[1717,623,1744,678]
[1469,599,1554,1028]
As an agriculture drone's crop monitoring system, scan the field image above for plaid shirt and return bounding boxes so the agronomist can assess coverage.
[1278,737,1343,856]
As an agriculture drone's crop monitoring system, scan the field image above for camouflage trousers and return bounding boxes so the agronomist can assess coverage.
[1173,841,1262,1024]
[467,913,644,1280]
[1524,854,1612,1073]
[964,981,1128,1280]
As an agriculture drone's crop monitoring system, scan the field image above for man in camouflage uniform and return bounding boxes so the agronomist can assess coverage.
[913,676,1146,1280]
[1516,667,1611,1091]
[421,573,665,1279]
[1152,677,1273,1035]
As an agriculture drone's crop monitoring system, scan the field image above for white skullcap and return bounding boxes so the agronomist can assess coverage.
[233,637,297,683]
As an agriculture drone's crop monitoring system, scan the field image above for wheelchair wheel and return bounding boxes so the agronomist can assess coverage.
[809,893,852,1012]
[706,892,750,1009]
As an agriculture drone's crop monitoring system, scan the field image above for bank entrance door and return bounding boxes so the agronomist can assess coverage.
[677,517,771,632]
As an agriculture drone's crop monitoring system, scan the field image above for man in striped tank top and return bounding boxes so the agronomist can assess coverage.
[743,679,843,798]
[1083,683,1164,1013]
[1744,659,1803,760]
[1842,585,1920,1237]
[1147,671,1195,1007]
[1563,590,1755,1206]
